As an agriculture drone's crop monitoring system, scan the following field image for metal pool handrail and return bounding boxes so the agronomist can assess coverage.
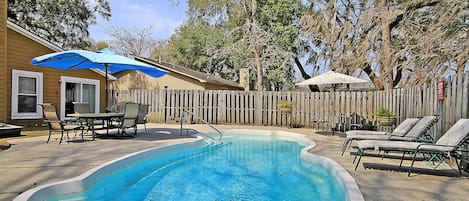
[180,109,223,142]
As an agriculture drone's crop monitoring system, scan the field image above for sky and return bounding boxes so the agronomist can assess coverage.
[89,0,188,42]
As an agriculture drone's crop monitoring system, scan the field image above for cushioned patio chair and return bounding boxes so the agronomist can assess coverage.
[345,117,421,136]
[354,119,469,176]
[332,113,348,134]
[73,102,104,130]
[40,103,84,144]
[341,117,427,155]
[108,101,137,113]
[116,102,139,135]
[73,102,90,114]
[136,104,149,134]
[349,112,365,130]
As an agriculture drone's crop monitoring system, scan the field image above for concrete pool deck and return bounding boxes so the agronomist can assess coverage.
[0,124,468,201]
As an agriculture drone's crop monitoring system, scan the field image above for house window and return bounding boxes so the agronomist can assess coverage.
[11,70,43,119]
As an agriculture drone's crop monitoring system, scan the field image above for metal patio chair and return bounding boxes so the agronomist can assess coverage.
[136,104,149,134]
[40,103,84,144]
[115,102,139,135]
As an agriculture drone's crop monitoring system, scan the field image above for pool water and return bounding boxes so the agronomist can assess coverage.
[47,136,346,201]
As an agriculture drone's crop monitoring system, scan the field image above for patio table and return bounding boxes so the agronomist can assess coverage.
[68,113,124,141]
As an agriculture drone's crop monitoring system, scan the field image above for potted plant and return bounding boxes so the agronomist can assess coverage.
[278,101,294,113]
[373,107,397,126]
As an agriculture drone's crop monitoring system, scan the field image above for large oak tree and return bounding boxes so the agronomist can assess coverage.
[300,0,468,90]
[8,0,111,49]
[164,0,305,91]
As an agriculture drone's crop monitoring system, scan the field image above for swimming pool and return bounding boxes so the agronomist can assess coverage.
[15,130,363,201]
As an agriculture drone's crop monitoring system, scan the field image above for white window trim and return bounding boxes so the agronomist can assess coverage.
[60,76,100,120]
[11,70,43,119]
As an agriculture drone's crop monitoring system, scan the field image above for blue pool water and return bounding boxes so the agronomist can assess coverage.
[46,136,346,201]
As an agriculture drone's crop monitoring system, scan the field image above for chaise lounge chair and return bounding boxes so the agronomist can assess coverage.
[345,117,420,136]
[354,119,469,176]
[341,116,438,155]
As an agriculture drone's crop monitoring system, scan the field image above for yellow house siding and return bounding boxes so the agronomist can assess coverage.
[111,71,243,91]
[0,0,7,122]
[6,29,107,125]
[158,72,205,90]
[111,71,205,90]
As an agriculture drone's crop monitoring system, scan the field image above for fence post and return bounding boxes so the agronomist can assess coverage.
[254,91,263,125]
[158,89,166,123]
[218,91,226,124]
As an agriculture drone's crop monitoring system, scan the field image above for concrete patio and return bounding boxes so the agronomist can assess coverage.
[0,124,467,201]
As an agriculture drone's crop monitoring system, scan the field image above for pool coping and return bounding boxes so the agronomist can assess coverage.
[14,129,364,201]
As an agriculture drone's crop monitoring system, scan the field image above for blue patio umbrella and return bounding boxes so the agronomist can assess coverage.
[30,48,168,106]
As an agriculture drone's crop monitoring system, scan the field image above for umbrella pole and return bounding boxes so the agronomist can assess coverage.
[105,64,109,109]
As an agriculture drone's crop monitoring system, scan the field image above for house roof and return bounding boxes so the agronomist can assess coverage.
[6,21,116,80]
[135,56,243,89]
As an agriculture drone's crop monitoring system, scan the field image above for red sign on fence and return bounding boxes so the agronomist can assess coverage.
[437,81,445,101]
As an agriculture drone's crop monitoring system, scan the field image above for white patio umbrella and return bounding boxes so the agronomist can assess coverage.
[296,71,373,132]
[296,71,373,91]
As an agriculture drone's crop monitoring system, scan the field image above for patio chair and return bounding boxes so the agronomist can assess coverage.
[346,117,421,136]
[349,112,365,130]
[332,113,348,134]
[341,117,423,155]
[73,102,104,130]
[136,104,149,134]
[39,103,84,144]
[354,119,469,176]
[116,102,139,135]
[108,101,137,113]
[106,101,131,129]
[73,102,90,114]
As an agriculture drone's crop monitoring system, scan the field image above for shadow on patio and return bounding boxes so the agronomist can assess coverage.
[96,128,199,141]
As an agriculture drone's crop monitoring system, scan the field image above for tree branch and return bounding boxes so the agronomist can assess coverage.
[390,1,440,29]
[294,57,319,91]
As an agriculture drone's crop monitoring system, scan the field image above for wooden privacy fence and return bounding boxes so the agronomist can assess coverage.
[110,72,469,140]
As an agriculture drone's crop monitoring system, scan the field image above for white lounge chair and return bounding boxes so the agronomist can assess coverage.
[341,117,437,155]
[354,119,469,176]
[345,117,420,136]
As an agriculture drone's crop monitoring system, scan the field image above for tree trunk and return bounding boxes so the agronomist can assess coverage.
[457,46,468,73]
[381,0,394,90]
[249,0,263,91]
[363,64,384,90]
[293,57,319,91]
[254,46,263,91]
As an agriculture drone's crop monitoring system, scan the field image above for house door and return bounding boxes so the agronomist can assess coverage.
[60,76,100,120]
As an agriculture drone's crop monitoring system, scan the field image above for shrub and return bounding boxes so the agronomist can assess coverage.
[278,101,294,108]
[373,107,396,117]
